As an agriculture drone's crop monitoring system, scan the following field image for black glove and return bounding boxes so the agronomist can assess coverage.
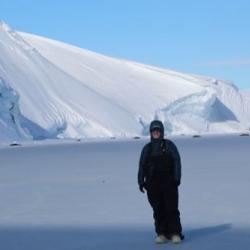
[139,183,146,193]
[175,180,180,186]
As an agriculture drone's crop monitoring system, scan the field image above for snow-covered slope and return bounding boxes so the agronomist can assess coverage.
[0,21,249,141]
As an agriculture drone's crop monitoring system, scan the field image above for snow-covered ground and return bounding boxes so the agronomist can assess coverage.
[0,20,249,141]
[0,134,249,249]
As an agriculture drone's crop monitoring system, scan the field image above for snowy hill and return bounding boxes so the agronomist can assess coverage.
[0,21,249,141]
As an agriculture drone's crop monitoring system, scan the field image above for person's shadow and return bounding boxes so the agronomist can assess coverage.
[185,223,232,242]
[0,223,249,250]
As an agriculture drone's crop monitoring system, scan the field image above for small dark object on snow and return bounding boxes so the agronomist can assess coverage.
[110,137,116,139]
[133,136,140,139]
[76,138,81,142]
[193,135,201,138]
[9,141,21,147]
[240,133,249,136]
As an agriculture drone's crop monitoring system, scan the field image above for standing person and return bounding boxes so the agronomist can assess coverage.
[138,120,184,244]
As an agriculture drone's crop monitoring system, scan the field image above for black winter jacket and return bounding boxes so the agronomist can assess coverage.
[138,139,182,187]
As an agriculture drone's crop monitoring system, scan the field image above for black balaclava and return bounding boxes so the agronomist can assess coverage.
[149,120,165,156]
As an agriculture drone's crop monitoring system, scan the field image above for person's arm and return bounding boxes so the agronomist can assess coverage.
[138,144,149,192]
[168,140,182,185]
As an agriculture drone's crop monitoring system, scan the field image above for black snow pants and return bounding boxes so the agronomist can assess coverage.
[146,175,182,236]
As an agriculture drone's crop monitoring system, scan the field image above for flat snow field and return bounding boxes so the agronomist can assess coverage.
[0,134,249,250]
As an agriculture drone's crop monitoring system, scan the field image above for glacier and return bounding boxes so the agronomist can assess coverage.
[0,21,249,141]
[0,77,31,141]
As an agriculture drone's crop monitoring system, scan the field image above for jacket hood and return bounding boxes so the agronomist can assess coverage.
[149,120,164,141]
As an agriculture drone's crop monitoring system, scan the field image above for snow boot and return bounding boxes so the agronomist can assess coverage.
[171,234,182,244]
[155,234,168,244]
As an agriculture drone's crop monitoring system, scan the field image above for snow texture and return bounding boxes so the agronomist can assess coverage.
[0,134,249,249]
[0,20,249,141]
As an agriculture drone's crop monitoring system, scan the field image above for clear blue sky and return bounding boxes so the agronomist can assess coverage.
[1,0,250,90]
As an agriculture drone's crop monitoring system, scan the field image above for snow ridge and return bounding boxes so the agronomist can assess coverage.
[156,88,245,134]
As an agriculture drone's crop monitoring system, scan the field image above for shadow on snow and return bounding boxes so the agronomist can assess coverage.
[0,223,249,250]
